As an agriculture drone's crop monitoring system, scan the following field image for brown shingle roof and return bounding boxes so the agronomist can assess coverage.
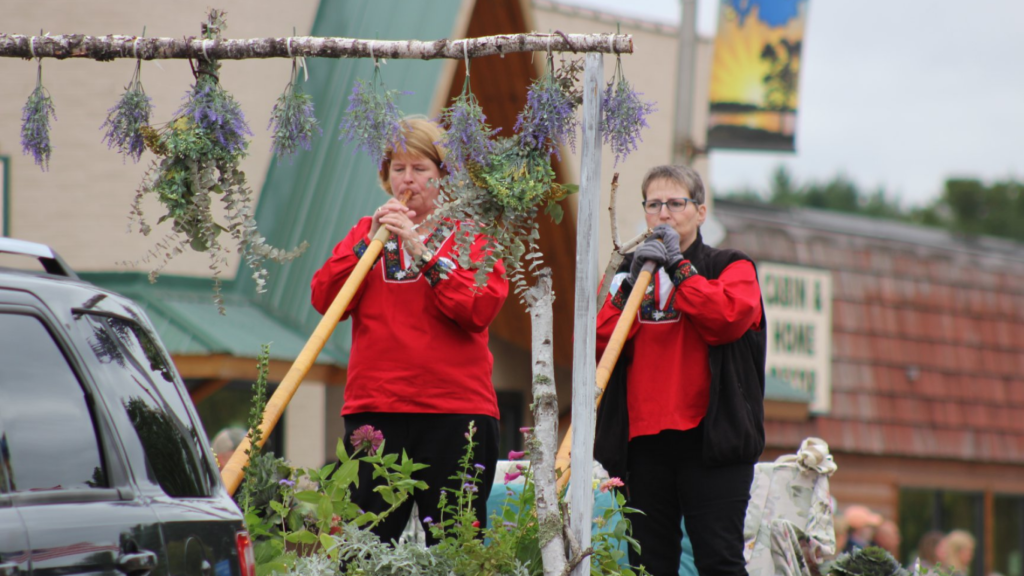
[715,200,1024,464]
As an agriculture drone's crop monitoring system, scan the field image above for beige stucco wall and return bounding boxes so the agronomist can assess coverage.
[0,1,319,274]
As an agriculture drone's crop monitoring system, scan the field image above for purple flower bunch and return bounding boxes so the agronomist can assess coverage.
[269,64,322,159]
[21,67,57,171]
[350,424,384,456]
[338,72,406,169]
[515,73,578,160]
[177,82,253,156]
[439,81,498,172]
[101,63,154,163]
[601,58,657,166]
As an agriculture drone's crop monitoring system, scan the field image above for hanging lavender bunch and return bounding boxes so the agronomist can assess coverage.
[338,63,407,169]
[128,9,307,313]
[438,75,499,172]
[21,62,57,171]
[602,56,657,166]
[269,59,321,159]
[514,56,581,160]
[101,60,154,163]
[176,80,253,157]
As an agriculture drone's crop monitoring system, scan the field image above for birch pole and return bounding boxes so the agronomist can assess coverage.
[0,32,631,60]
[568,52,603,576]
[524,270,567,576]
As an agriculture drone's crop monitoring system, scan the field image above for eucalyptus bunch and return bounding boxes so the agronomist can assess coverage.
[101,58,154,163]
[269,58,322,159]
[21,61,57,171]
[602,55,657,166]
[338,61,407,169]
[129,10,307,313]
[430,58,581,300]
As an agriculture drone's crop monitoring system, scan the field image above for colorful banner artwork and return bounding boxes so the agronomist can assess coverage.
[707,0,809,152]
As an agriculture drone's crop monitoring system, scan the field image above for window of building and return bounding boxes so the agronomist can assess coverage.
[994,495,1024,576]
[899,488,984,576]
[0,313,106,492]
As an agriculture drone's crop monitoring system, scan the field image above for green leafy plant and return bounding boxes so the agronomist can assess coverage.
[128,10,308,313]
[829,547,911,576]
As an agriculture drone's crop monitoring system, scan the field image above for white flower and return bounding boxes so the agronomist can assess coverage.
[646,285,654,294]
[396,270,407,279]
[652,310,665,321]
[385,240,397,250]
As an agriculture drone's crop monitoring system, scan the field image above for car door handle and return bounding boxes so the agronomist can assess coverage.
[117,551,158,575]
[0,562,19,576]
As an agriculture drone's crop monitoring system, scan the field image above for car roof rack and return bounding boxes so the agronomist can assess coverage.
[0,237,79,279]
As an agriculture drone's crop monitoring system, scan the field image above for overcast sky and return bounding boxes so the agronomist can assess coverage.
[562,0,1024,207]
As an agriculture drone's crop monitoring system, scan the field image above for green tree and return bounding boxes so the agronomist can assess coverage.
[721,165,1024,243]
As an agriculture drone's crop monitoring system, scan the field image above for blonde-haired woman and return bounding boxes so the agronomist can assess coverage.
[939,530,976,576]
[311,117,508,545]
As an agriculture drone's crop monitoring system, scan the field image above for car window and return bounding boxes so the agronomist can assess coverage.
[75,313,214,498]
[0,313,107,492]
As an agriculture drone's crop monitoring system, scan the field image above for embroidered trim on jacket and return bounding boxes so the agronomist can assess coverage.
[671,261,698,287]
[353,238,368,258]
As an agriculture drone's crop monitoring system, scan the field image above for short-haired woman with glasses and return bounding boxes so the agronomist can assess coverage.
[594,164,767,575]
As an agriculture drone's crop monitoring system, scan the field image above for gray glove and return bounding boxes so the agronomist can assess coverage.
[651,224,683,268]
[630,236,668,283]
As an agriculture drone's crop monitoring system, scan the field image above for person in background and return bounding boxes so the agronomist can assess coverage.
[873,519,902,561]
[211,426,247,470]
[594,164,766,576]
[909,530,944,571]
[842,504,883,553]
[939,530,976,576]
[310,117,508,545]
[831,514,850,558]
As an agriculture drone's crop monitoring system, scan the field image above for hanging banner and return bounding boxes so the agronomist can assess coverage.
[707,0,809,152]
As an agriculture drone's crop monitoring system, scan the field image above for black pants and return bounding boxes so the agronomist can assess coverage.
[626,427,754,576]
[343,412,499,545]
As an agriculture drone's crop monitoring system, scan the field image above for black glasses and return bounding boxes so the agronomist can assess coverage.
[642,198,699,214]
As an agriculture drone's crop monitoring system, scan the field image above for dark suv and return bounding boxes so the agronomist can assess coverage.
[0,238,253,576]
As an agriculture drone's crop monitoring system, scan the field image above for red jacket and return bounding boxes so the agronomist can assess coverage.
[596,258,762,439]
[311,217,508,418]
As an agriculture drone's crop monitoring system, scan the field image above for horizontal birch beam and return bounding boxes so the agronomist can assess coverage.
[0,32,632,61]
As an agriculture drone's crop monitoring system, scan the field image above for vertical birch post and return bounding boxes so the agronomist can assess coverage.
[569,51,603,576]
[525,270,567,576]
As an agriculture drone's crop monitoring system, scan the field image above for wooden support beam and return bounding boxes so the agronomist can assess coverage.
[188,378,230,405]
[173,354,347,386]
[568,51,603,576]
[0,32,632,61]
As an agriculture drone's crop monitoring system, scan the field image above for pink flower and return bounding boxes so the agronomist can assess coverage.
[519,427,533,434]
[599,477,625,493]
[508,450,526,460]
[472,520,480,528]
[350,425,384,455]
[504,471,523,484]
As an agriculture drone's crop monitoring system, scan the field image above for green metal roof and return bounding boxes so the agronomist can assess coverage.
[79,272,344,364]
[86,1,467,365]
